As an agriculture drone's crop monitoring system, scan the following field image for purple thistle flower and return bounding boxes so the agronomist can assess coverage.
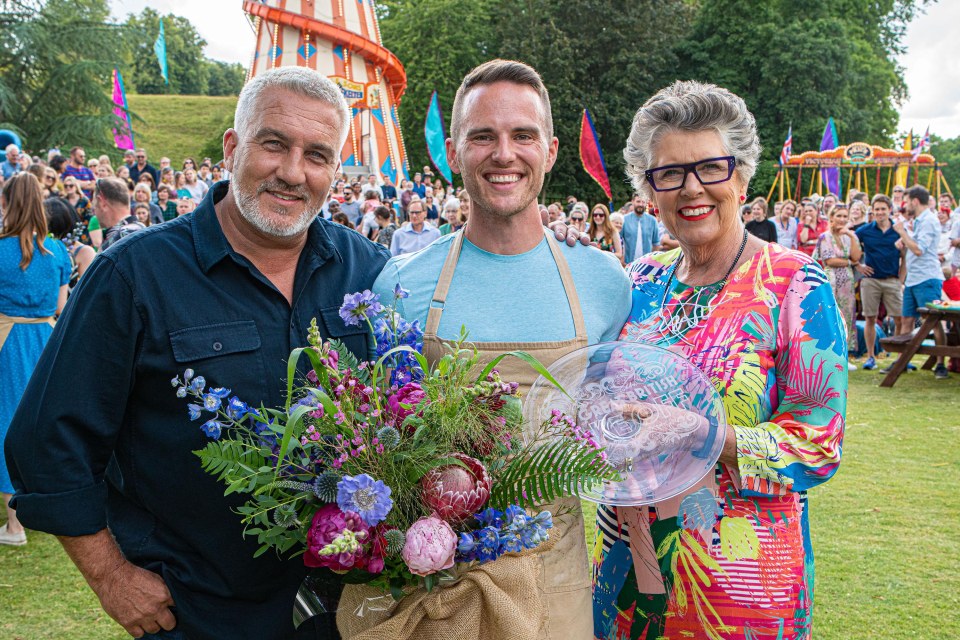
[339,290,383,327]
[336,474,393,526]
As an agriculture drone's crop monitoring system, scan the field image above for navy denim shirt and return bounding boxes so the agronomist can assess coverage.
[5,181,389,639]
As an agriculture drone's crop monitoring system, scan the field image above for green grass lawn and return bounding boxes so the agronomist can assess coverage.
[3,356,959,639]
[124,94,238,167]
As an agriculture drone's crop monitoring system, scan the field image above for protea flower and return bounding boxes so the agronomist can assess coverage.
[419,453,491,523]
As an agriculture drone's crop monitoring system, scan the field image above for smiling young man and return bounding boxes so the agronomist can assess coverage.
[371,59,631,639]
[6,67,389,640]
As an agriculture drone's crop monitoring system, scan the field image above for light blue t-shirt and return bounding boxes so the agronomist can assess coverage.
[905,208,945,287]
[372,233,632,344]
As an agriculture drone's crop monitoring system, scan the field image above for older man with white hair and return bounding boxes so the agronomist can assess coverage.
[1,144,20,180]
[6,67,389,640]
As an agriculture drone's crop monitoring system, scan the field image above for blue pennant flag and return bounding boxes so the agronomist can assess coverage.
[424,91,452,184]
[154,18,169,84]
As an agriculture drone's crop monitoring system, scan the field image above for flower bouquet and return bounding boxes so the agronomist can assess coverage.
[172,286,620,639]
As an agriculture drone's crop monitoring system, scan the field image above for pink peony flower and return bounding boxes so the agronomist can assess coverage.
[401,516,457,576]
[386,382,425,428]
[304,504,370,571]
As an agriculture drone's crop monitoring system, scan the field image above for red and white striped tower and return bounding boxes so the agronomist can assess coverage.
[243,0,409,183]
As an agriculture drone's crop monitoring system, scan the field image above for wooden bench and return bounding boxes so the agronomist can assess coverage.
[879,306,960,387]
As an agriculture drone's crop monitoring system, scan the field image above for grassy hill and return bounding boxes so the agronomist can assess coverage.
[125,94,238,166]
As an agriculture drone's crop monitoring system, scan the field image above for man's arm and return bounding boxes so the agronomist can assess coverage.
[893,219,927,256]
[4,256,174,637]
[59,530,176,638]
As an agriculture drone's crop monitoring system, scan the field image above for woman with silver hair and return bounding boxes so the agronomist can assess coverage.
[593,81,848,639]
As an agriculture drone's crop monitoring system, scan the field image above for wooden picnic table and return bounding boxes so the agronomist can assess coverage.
[879,306,960,387]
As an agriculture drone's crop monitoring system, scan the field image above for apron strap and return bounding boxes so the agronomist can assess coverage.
[423,227,588,341]
[423,229,466,339]
[0,313,55,352]
[542,228,588,340]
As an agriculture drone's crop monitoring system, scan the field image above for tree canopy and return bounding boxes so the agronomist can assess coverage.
[379,0,932,201]
[0,0,126,155]
[0,0,947,195]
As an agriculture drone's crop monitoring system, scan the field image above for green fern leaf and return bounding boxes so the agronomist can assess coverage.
[328,338,371,385]
[488,439,621,510]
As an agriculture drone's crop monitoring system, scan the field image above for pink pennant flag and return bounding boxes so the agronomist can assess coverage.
[112,68,134,151]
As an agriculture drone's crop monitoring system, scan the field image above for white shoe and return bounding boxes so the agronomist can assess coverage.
[0,523,27,546]
[848,362,858,371]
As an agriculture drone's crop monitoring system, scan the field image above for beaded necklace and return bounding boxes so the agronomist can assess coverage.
[642,229,749,346]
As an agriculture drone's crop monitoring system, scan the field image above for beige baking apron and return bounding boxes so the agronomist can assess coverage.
[0,313,55,351]
[422,228,593,640]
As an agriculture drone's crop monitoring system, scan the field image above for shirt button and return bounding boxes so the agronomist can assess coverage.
[212,341,223,352]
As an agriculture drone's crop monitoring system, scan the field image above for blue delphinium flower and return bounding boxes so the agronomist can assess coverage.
[189,376,206,393]
[505,504,526,523]
[339,291,383,327]
[176,387,188,398]
[476,526,502,563]
[203,393,223,412]
[475,507,505,528]
[225,396,249,421]
[499,531,523,554]
[393,283,410,299]
[457,532,479,562]
[187,404,203,421]
[336,474,393,526]
[208,387,231,398]
[200,419,223,439]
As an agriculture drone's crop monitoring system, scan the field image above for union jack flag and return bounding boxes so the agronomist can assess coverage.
[911,126,930,161]
[779,125,792,165]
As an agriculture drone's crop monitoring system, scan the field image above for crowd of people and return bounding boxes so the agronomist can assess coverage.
[0,59,954,640]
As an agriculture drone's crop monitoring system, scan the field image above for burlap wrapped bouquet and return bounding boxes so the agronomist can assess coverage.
[336,536,557,640]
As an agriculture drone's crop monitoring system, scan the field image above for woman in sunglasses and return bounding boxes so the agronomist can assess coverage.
[60,177,96,248]
[567,203,587,234]
[587,204,623,264]
[593,80,847,640]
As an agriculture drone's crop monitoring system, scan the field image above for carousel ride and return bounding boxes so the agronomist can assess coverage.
[242,0,409,183]
[767,141,951,202]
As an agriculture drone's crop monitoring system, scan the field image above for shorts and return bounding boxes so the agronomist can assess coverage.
[902,278,944,318]
[860,277,903,317]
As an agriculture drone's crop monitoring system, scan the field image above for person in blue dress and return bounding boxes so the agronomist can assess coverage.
[0,173,71,546]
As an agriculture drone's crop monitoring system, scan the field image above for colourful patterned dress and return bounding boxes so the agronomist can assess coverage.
[812,232,857,350]
[592,242,847,640]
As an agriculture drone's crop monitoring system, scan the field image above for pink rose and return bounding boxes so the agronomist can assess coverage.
[401,516,457,577]
[304,504,370,571]
[386,382,425,428]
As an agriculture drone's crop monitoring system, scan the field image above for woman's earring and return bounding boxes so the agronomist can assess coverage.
[740,195,746,202]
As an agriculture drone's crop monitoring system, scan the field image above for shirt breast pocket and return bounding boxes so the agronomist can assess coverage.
[318,306,370,360]
[169,320,266,394]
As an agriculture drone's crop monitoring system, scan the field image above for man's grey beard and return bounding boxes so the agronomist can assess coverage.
[234,177,320,238]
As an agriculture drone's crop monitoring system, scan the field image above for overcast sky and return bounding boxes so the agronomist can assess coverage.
[109,0,959,140]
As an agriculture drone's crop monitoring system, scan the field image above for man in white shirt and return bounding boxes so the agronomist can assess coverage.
[389,198,439,256]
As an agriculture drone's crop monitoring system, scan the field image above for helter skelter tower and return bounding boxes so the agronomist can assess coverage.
[243,0,409,183]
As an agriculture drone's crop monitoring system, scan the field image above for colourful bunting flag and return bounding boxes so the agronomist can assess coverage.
[424,91,452,184]
[911,126,929,161]
[819,117,840,195]
[154,18,169,84]
[579,108,612,201]
[779,125,792,166]
[111,68,134,151]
